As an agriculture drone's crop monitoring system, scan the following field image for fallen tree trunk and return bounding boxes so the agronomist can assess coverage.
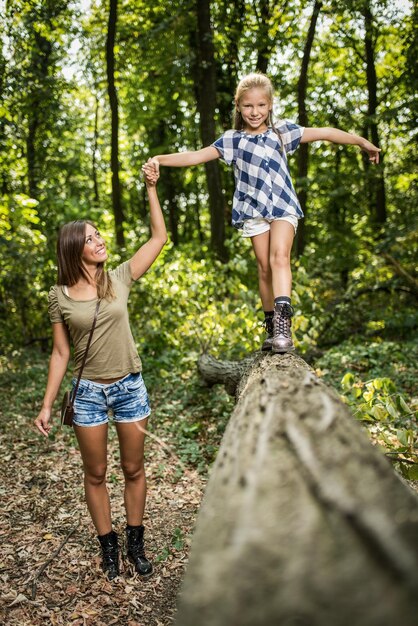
[176,352,418,626]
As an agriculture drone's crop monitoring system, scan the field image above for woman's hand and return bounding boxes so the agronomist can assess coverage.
[34,407,53,437]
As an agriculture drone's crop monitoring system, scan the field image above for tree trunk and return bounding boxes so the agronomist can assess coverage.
[165,168,179,246]
[176,352,418,626]
[215,0,244,130]
[0,45,8,195]
[363,1,386,225]
[195,0,226,261]
[255,0,273,73]
[92,95,100,207]
[152,121,180,244]
[26,32,52,199]
[254,0,289,73]
[295,0,322,257]
[106,0,125,247]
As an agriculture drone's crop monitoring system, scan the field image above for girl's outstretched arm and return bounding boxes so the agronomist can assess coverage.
[301,127,381,163]
[129,170,168,281]
[144,146,219,174]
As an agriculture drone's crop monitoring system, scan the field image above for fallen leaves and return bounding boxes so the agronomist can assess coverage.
[0,400,204,626]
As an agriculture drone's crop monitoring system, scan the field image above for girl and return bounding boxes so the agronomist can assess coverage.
[34,168,166,580]
[143,72,380,352]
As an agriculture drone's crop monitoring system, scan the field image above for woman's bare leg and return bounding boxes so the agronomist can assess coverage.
[74,423,111,535]
[115,419,148,526]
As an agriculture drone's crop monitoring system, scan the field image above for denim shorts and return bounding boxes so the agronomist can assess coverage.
[72,372,151,428]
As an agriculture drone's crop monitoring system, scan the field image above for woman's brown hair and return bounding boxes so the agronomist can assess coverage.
[56,220,115,300]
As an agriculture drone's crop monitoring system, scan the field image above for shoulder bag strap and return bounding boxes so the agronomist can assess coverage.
[70,298,101,403]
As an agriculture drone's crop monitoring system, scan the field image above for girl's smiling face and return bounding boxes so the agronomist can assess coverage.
[82,223,108,266]
[237,87,272,134]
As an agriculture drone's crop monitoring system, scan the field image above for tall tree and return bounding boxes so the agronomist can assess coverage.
[362,0,386,225]
[254,0,290,73]
[92,95,101,208]
[26,29,53,198]
[106,0,125,246]
[295,0,322,257]
[195,0,226,260]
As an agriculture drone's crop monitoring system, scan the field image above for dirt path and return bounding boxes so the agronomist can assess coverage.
[0,413,204,626]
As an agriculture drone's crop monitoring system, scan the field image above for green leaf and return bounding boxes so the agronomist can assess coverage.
[406,465,418,480]
[341,372,355,390]
[385,401,399,420]
[397,429,409,446]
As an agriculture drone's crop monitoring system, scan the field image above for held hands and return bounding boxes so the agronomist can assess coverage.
[142,158,160,186]
[34,408,52,437]
[361,139,381,164]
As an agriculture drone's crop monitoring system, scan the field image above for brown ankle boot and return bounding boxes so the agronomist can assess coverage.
[272,303,295,353]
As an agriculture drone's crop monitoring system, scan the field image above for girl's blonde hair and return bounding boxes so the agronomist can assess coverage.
[56,220,115,301]
[233,72,274,130]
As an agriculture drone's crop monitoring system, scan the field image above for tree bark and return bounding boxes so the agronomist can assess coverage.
[176,352,418,626]
[363,1,386,225]
[195,0,227,261]
[254,0,289,73]
[381,252,418,296]
[255,0,273,73]
[295,0,322,257]
[0,45,7,195]
[92,95,100,207]
[26,32,52,199]
[106,0,125,247]
[152,121,180,245]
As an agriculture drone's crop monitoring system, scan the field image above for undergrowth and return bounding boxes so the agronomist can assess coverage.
[314,338,418,479]
[1,337,416,480]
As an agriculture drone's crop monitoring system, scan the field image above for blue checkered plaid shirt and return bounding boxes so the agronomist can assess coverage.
[213,120,305,229]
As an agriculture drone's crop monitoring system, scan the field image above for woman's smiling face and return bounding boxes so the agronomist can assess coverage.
[82,223,108,266]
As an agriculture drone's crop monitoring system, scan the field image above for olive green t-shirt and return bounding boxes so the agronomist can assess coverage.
[48,261,142,379]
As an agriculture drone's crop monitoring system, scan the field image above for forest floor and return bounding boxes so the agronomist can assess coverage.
[0,345,416,626]
[0,349,229,626]
[0,429,203,626]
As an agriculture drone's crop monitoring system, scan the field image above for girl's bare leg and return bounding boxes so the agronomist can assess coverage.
[251,230,274,310]
[269,221,295,298]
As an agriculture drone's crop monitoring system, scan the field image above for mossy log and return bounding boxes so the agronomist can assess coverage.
[176,352,418,626]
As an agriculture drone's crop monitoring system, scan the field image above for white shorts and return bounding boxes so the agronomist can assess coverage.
[242,215,299,238]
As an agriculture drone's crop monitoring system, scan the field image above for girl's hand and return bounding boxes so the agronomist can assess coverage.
[361,139,381,164]
[143,162,159,187]
[142,157,160,176]
[34,407,52,437]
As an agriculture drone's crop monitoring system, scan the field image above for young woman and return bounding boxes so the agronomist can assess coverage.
[143,72,380,352]
[34,168,166,580]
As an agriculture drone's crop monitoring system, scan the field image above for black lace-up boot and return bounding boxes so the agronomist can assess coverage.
[98,530,119,580]
[261,314,274,351]
[272,302,295,353]
[126,525,153,577]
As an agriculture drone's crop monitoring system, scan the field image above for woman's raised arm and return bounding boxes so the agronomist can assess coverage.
[129,175,168,281]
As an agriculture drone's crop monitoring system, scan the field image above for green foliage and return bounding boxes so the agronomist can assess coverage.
[0,194,54,349]
[0,0,416,488]
[316,339,418,477]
